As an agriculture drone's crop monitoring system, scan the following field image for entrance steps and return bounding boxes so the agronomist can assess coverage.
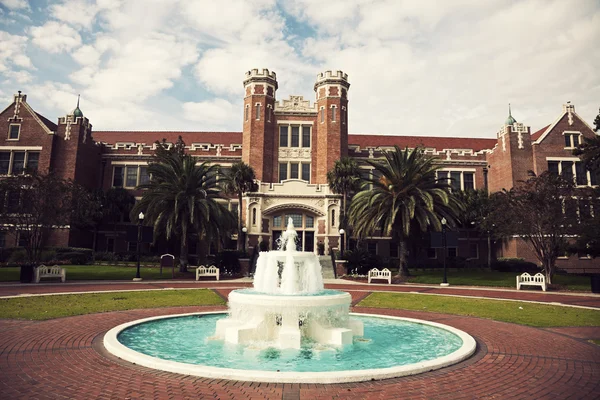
[319,256,335,279]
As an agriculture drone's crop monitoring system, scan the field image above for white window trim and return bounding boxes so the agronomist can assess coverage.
[8,124,20,141]
[255,103,261,120]
[547,157,596,187]
[437,169,477,191]
[279,124,312,148]
[320,107,325,123]
[562,131,582,149]
[0,149,41,176]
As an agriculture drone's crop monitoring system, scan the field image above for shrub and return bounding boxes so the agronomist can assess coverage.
[61,252,90,265]
[491,257,539,273]
[213,250,241,274]
[40,250,57,263]
[7,248,27,264]
[345,248,382,275]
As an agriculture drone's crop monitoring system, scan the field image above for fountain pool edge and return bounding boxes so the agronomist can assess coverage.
[103,311,477,384]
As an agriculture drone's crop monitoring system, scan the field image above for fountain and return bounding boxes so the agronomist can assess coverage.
[215,218,363,349]
[103,218,477,383]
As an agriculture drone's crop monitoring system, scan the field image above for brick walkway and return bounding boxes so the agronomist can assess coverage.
[1,282,599,399]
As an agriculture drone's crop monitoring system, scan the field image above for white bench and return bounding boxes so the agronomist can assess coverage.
[196,265,220,281]
[516,272,546,291]
[35,265,66,283]
[368,268,391,284]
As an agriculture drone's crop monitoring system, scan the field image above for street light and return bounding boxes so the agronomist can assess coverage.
[339,228,345,259]
[241,227,247,255]
[441,217,449,287]
[134,212,144,281]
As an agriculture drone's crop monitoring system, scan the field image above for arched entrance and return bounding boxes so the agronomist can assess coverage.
[270,211,316,252]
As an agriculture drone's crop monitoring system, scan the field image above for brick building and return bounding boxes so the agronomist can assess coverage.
[1,69,598,272]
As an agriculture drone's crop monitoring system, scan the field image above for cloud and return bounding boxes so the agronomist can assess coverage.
[2,69,33,83]
[30,21,82,53]
[0,31,34,72]
[183,98,240,129]
[0,0,29,10]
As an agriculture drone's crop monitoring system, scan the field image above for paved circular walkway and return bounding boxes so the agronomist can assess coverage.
[0,281,599,399]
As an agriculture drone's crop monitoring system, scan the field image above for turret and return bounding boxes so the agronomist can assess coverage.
[313,70,350,184]
[242,69,278,182]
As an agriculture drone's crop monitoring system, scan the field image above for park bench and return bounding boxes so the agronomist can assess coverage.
[516,272,547,292]
[196,265,220,281]
[35,265,66,283]
[368,268,391,284]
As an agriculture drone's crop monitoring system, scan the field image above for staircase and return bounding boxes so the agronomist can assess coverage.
[319,256,335,279]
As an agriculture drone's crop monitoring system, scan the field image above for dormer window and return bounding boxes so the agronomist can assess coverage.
[8,124,20,140]
[564,132,581,148]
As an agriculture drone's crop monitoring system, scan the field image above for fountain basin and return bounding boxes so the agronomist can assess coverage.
[216,289,362,348]
[104,312,477,384]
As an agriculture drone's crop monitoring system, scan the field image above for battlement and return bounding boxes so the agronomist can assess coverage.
[245,68,277,81]
[315,70,348,83]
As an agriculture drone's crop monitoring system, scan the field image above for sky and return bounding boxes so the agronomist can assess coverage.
[0,0,598,138]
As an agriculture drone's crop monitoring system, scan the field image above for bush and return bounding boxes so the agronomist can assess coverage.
[61,252,90,265]
[7,248,27,264]
[93,251,118,262]
[345,248,382,275]
[491,257,539,273]
[213,250,241,274]
[40,250,57,263]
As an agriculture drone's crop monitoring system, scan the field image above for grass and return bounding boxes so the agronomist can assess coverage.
[402,269,592,291]
[0,289,225,320]
[0,265,198,282]
[358,292,600,327]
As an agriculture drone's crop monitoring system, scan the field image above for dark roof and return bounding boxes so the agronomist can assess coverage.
[531,124,550,141]
[348,134,497,152]
[93,131,243,145]
[35,112,57,131]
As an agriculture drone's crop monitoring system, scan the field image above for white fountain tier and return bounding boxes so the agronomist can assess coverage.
[215,218,363,349]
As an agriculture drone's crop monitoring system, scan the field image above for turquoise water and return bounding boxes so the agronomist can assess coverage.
[238,288,344,296]
[118,314,463,372]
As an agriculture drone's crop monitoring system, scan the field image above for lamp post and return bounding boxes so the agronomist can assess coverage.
[440,217,449,286]
[134,212,144,281]
[339,228,345,259]
[241,227,247,255]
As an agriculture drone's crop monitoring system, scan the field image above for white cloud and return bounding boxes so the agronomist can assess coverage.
[0,31,33,72]
[2,69,33,83]
[0,0,29,10]
[30,21,82,53]
[183,98,240,129]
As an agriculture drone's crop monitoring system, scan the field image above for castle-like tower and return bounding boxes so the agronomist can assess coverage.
[241,69,278,182]
[313,71,350,184]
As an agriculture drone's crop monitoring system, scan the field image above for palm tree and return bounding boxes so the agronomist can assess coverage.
[220,161,258,253]
[327,157,362,250]
[132,152,235,272]
[349,146,463,277]
[104,187,135,246]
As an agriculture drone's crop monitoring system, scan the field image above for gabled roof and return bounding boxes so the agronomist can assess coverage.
[533,107,596,145]
[531,124,550,141]
[35,112,57,131]
[93,131,243,146]
[348,134,496,152]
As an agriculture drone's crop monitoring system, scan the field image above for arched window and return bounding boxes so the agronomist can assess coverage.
[267,106,272,122]
[245,104,249,122]
[255,103,261,120]
[331,105,337,121]
[252,208,257,226]
[320,107,325,123]
[331,209,336,227]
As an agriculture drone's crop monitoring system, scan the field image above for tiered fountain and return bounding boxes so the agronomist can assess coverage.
[215,218,363,349]
[104,218,476,384]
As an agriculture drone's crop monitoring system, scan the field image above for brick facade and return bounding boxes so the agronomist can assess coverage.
[0,70,598,272]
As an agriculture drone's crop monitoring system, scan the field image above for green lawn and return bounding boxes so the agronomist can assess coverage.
[0,289,225,320]
[403,269,591,291]
[358,292,600,327]
[0,265,196,282]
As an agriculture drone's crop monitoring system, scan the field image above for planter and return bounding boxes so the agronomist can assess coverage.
[19,264,35,283]
[334,260,348,277]
[239,258,250,277]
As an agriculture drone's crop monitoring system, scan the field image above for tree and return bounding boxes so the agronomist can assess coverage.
[573,108,600,173]
[454,189,496,267]
[104,187,135,243]
[0,173,96,264]
[220,161,258,252]
[594,107,600,133]
[327,157,362,251]
[568,187,600,258]
[489,172,576,284]
[132,144,235,272]
[348,146,463,277]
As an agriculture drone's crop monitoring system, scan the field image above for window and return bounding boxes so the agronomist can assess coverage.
[255,103,261,120]
[427,248,436,259]
[301,163,310,182]
[305,216,314,228]
[331,106,337,121]
[302,127,311,148]
[279,163,287,182]
[126,166,138,187]
[448,248,458,258]
[113,166,124,187]
[390,242,398,258]
[291,126,299,147]
[548,160,596,186]
[341,107,346,124]
[245,105,249,122]
[279,126,288,147]
[273,215,282,227]
[367,242,377,255]
[320,107,325,123]
[469,243,479,259]
[438,170,476,191]
[564,133,581,148]
[331,209,336,226]
[0,151,40,175]
[267,106,271,122]
[139,167,150,185]
[288,213,302,227]
[290,163,299,179]
[252,208,257,226]
[8,124,20,140]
